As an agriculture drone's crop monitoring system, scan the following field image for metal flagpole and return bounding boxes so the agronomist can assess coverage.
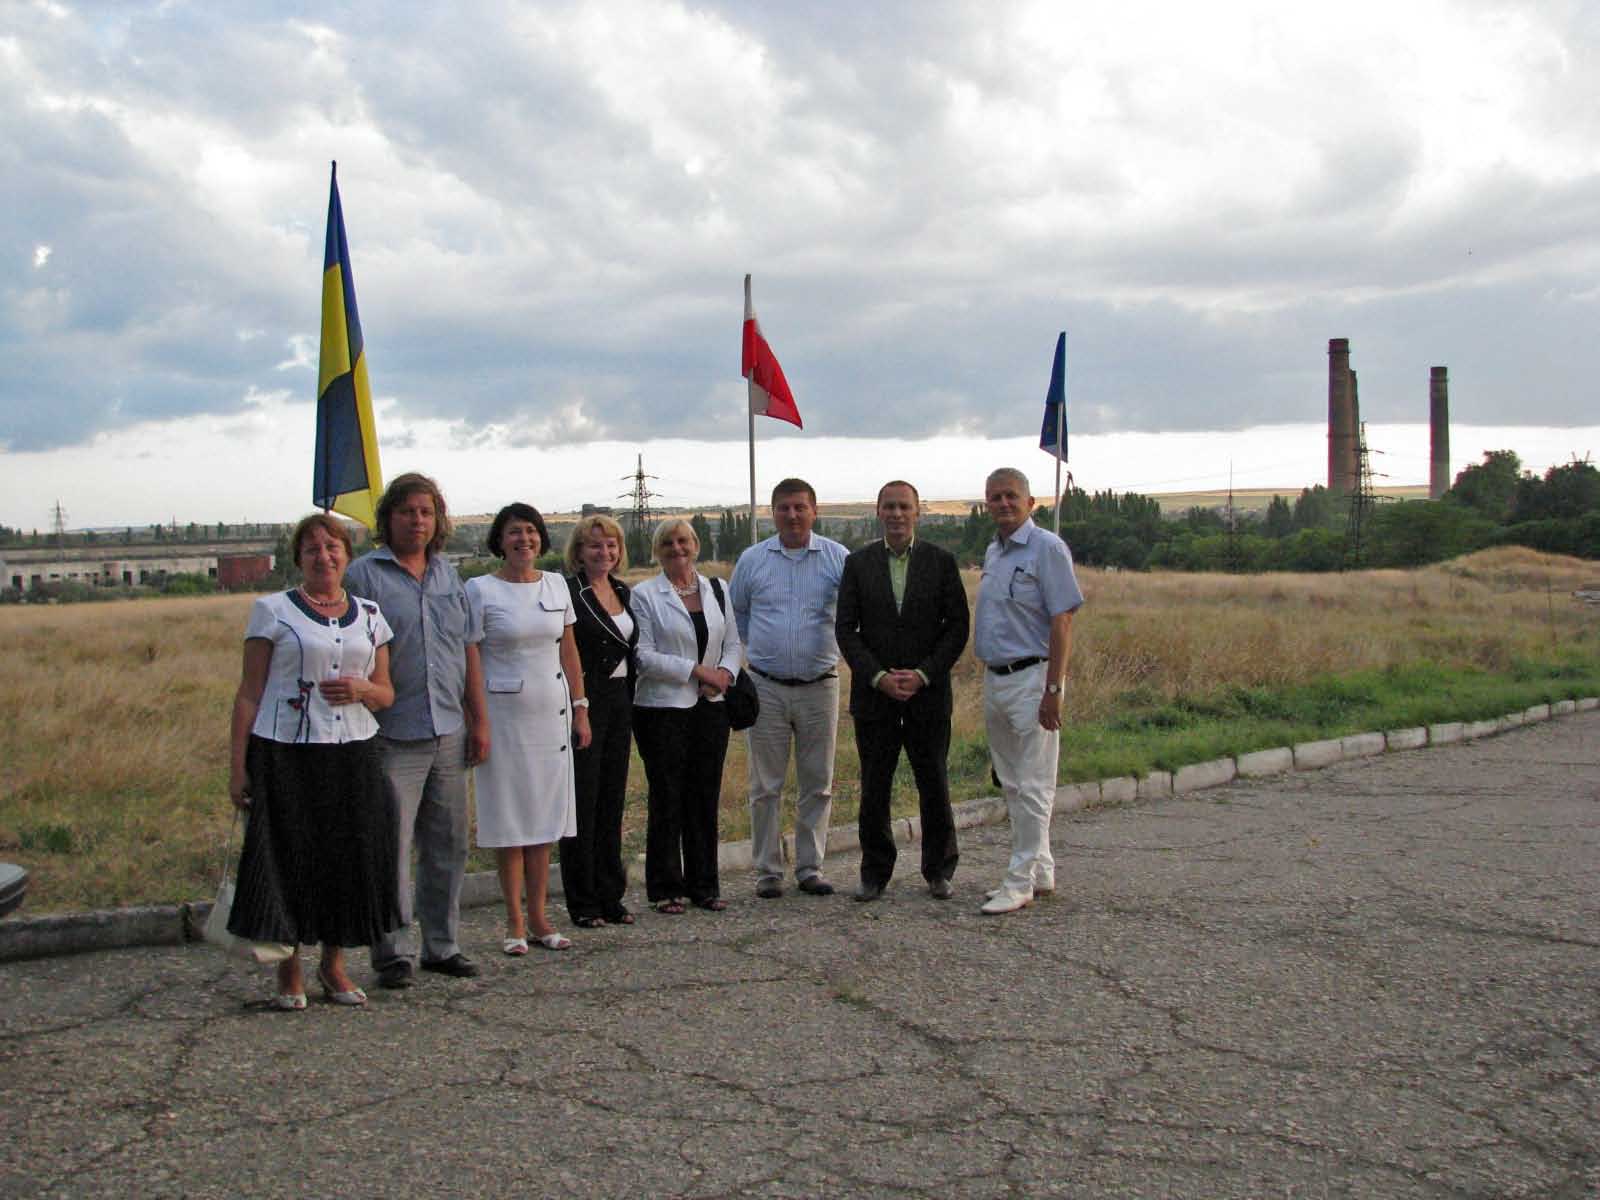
[747,403,757,551]
[1053,447,1061,536]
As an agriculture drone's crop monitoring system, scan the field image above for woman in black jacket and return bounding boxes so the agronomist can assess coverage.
[561,514,639,927]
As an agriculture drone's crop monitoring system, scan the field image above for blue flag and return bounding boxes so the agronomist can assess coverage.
[312,162,383,529]
[1038,332,1067,462]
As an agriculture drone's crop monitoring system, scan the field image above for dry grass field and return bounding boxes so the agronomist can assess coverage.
[2,546,1596,914]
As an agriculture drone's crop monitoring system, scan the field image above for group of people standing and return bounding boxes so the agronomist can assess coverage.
[224,466,1082,1009]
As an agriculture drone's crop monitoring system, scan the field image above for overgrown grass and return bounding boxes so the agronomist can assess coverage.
[2,547,1596,913]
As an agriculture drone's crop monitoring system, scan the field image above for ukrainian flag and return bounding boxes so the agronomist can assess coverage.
[313,161,383,529]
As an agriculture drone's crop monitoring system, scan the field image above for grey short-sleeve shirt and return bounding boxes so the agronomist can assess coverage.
[345,547,480,740]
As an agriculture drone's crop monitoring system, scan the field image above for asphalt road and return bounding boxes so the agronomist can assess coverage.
[2,713,1596,1198]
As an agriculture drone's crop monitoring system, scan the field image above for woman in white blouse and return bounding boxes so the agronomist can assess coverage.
[630,519,743,913]
[227,513,398,1010]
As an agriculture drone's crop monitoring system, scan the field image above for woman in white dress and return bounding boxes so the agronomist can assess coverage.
[466,503,591,953]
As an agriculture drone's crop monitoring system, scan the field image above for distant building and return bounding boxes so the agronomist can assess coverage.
[1,543,275,592]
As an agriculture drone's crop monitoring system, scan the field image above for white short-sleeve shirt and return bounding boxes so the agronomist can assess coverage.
[245,590,393,744]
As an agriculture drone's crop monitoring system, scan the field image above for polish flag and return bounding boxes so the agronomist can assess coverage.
[742,274,802,427]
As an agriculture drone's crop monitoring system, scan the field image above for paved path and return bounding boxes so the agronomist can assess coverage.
[3,715,1597,1197]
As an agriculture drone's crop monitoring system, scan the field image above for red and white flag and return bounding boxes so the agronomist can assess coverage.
[741,274,802,427]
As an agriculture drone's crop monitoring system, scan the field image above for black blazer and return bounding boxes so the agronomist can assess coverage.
[567,574,638,697]
[835,540,970,721]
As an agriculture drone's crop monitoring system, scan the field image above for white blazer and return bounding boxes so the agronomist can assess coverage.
[630,572,744,710]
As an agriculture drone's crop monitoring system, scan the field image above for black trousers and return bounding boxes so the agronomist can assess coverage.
[560,677,632,923]
[854,708,959,887]
[634,700,730,904]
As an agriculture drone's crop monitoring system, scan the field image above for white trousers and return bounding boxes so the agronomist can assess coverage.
[982,664,1058,896]
[747,673,839,885]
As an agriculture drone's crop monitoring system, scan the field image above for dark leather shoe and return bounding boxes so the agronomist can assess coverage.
[755,881,784,899]
[376,961,414,990]
[420,953,480,979]
[928,877,954,900]
[853,881,885,902]
[797,875,835,896]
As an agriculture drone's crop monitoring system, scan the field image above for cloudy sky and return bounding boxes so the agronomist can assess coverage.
[3,0,1598,526]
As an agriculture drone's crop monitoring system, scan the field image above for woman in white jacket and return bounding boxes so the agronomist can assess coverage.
[630,519,743,913]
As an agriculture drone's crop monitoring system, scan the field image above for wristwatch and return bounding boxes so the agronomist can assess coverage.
[1044,682,1063,695]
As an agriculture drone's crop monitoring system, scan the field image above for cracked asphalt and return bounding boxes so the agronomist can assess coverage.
[2,713,1597,1198]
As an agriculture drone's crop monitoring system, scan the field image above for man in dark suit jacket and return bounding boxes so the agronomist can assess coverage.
[835,480,971,900]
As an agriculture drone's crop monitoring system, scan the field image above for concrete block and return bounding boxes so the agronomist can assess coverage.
[1341,732,1386,759]
[1236,747,1293,777]
[1429,721,1464,745]
[0,906,185,963]
[1385,727,1427,752]
[1552,699,1576,716]
[825,824,862,856]
[953,796,1006,830]
[1523,704,1550,724]
[1577,697,1599,712]
[461,871,501,908]
[1173,758,1237,794]
[1137,771,1172,801]
[717,839,755,872]
[1498,712,1525,732]
[1099,776,1138,805]
[1464,719,1500,739]
[1294,738,1344,770]
[1055,782,1096,813]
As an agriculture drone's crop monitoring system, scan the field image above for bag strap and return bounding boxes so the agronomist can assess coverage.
[217,808,242,888]
[709,575,727,615]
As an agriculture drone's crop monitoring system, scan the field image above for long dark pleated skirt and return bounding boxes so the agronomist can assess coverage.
[227,735,401,947]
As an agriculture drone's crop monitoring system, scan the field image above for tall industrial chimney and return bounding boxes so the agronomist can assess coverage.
[1429,366,1450,499]
[1327,338,1356,493]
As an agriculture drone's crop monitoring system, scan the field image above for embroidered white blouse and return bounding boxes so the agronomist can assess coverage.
[244,590,394,744]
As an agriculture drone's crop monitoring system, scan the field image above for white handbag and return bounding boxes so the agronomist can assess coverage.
[203,812,294,964]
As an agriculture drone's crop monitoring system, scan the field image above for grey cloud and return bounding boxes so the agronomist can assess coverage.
[3,1,1598,458]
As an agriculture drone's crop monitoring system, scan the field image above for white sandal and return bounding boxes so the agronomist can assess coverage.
[534,932,571,951]
[502,935,529,956]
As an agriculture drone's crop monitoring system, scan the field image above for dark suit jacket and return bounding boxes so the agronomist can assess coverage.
[835,539,970,721]
[568,574,638,697]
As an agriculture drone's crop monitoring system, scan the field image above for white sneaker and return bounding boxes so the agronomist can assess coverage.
[979,889,1032,915]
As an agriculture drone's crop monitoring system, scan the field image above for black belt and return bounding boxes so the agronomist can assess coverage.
[748,665,837,687]
[987,656,1045,676]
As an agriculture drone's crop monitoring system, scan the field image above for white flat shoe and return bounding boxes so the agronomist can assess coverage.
[985,884,1053,899]
[502,936,529,956]
[979,890,1033,915]
[534,932,572,951]
[273,992,307,1011]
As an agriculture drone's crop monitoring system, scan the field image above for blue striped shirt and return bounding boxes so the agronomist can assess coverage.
[728,532,848,679]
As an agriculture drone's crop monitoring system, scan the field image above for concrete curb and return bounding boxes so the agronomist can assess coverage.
[4,695,1596,963]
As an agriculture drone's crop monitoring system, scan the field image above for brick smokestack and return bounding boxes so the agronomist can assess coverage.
[1429,366,1450,499]
[1327,338,1356,493]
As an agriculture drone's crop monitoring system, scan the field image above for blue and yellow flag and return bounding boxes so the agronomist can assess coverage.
[313,162,382,529]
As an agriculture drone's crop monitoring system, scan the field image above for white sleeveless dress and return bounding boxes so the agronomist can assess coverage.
[466,573,578,847]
